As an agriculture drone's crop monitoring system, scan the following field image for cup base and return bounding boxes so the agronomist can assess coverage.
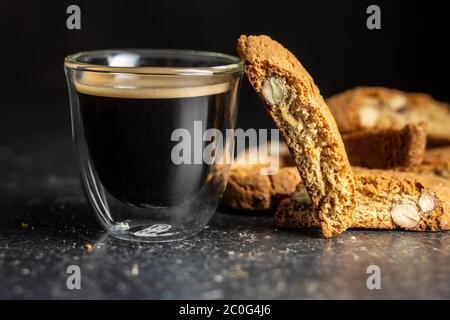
[107,222,202,243]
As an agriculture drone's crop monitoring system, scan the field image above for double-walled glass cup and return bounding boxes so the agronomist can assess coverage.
[64,49,243,242]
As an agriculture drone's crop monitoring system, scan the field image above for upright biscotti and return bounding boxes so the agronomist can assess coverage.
[327,87,450,145]
[275,168,450,231]
[237,35,356,237]
[343,123,427,169]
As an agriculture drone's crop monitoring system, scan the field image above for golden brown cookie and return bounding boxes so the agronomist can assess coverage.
[224,165,301,211]
[403,146,450,179]
[225,122,426,212]
[237,34,356,237]
[224,142,299,211]
[275,167,450,231]
[343,123,427,169]
[327,87,450,146]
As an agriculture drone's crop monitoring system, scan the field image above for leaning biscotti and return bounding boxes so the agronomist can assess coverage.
[327,87,450,145]
[237,35,356,237]
[343,123,427,168]
[275,168,450,231]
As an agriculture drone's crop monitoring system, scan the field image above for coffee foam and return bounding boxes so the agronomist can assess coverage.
[75,72,232,99]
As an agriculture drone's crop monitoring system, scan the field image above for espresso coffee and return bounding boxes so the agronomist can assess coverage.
[76,76,233,208]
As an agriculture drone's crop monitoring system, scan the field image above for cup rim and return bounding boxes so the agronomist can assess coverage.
[64,49,243,76]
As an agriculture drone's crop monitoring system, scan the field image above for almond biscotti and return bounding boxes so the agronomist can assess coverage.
[224,166,300,211]
[237,35,356,237]
[224,143,299,211]
[327,87,450,146]
[224,123,426,211]
[275,168,450,231]
[405,146,450,179]
[343,123,427,169]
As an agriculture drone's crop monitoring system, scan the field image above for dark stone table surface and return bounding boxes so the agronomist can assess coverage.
[1,98,449,299]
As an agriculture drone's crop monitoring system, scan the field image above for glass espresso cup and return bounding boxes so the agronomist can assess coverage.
[64,49,243,242]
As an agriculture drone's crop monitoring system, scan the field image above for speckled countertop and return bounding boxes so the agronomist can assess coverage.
[1,99,449,299]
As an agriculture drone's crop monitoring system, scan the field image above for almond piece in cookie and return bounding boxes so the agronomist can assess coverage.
[327,87,450,146]
[275,168,450,231]
[237,35,356,237]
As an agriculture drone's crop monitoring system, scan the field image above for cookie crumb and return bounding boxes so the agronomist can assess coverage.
[84,243,93,252]
[130,264,139,276]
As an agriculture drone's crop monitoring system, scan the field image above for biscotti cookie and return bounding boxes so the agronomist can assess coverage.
[275,167,450,231]
[237,35,356,237]
[225,123,426,211]
[404,146,450,179]
[224,142,299,210]
[224,165,301,210]
[343,123,427,168]
[327,87,450,145]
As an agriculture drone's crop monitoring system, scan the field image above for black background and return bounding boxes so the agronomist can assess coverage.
[1,0,449,129]
[0,1,449,300]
